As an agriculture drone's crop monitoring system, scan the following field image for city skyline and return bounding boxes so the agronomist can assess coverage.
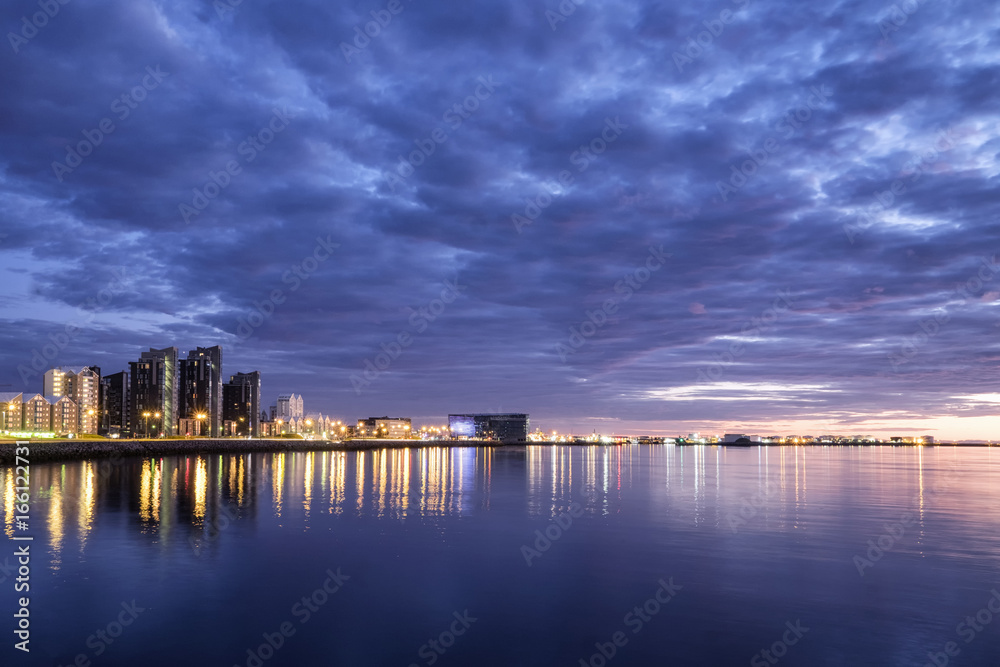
[1,1,998,440]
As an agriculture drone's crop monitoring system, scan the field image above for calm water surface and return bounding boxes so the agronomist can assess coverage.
[3,445,1000,666]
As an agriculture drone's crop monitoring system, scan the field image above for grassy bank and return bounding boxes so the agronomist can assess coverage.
[0,438,507,464]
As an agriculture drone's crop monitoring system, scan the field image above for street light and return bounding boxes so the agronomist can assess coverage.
[196,413,207,437]
[143,411,151,438]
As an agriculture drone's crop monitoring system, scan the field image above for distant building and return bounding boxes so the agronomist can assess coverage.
[130,347,180,436]
[223,371,261,437]
[100,371,130,436]
[179,346,223,437]
[448,413,529,443]
[357,416,411,439]
[43,366,101,433]
[276,394,304,420]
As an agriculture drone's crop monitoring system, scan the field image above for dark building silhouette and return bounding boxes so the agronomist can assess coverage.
[129,347,179,436]
[223,371,261,437]
[100,370,130,436]
[179,346,223,437]
[448,413,529,443]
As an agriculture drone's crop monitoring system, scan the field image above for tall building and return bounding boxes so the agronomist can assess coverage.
[275,394,304,420]
[129,347,179,436]
[448,413,529,443]
[357,416,411,439]
[43,366,101,433]
[223,371,261,437]
[100,371,130,436]
[179,346,223,437]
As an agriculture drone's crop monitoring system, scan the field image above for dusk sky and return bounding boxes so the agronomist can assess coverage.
[1,0,998,439]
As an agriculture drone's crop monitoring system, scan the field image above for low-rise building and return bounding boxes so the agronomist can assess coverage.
[48,395,79,434]
[357,416,412,439]
[0,392,24,431]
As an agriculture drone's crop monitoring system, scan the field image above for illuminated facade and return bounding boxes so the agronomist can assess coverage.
[356,416,412,439]
[276,394,304,420]
[448,413,529,443]
[22,394,51,432]
[0,392,24,431]
[43,366,101,433]
[48,395,79,433]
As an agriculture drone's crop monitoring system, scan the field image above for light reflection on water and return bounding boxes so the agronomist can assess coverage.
[1,445,999,666]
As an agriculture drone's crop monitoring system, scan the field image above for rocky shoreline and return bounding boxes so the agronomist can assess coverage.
[0,438,505,465]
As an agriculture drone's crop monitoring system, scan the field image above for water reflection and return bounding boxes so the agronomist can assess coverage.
[4,445,1000,567]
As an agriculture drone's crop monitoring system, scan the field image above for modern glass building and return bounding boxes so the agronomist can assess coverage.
[129,347,179,436]
[179,346,223,437]
[223,371,261,437]
[448,413,529,443]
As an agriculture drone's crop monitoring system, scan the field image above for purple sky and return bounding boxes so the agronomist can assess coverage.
[1,0,998,438]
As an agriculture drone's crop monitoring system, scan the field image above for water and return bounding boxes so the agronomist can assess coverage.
[3,445,1000,666]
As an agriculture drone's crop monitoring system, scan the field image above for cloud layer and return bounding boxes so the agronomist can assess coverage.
[1,0,998,438]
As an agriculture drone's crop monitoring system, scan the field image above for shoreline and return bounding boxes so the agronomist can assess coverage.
[0,438,988,465]
[0,438,504,464]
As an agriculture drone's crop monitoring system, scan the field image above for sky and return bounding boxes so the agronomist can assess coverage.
[0,0,998,439]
